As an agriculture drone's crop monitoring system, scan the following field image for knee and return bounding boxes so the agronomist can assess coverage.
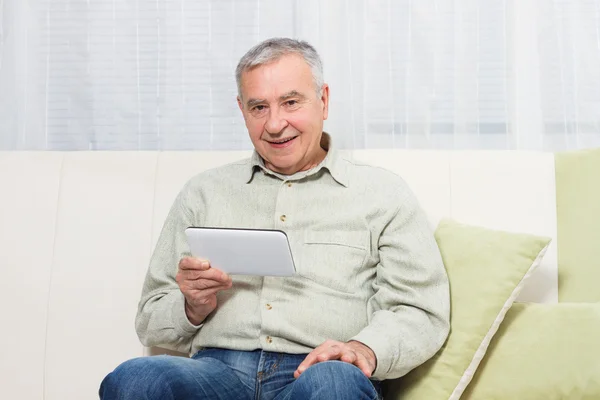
[301,360,364,380]
[297,361,378,399]
[99,356,175,400]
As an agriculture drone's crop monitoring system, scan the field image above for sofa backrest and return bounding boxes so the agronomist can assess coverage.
[0,150,557,400]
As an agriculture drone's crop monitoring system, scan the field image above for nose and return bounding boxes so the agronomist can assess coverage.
[264,107,289,134]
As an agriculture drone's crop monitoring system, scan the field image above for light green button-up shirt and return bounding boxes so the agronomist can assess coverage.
[136,134,450,380]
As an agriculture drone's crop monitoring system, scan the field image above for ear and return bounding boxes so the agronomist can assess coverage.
[320,84,330,121]
[237,96,244,113]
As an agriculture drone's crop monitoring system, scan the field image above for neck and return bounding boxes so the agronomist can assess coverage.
[299,147,327,172]
[265,147,328,175]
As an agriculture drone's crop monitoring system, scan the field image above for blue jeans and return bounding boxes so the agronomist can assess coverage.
[100,348,383,399]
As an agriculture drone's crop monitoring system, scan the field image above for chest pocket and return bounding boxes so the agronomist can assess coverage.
[299,230,370,293]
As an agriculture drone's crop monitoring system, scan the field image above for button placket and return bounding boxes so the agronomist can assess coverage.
[275,179,292,227]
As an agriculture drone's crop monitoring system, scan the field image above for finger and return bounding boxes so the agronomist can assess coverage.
[179,257,211,271]
[186,283,232,301]
[184,277,231,291]
[294,341,340,377]
[180,268,230,283]
[179,257,207,271]
[185,279,232,293]
[202,268,231,284]
[339,349,357,364]
[316,345,341,362]
[353,354,374,378]
[294,348,341,379]
[294,350,321,378]
[180,267,231,284]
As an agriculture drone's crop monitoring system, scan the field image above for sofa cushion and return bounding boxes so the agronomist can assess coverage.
[463,302,600,399]
[385,219,551,399]
[555,147,600,302]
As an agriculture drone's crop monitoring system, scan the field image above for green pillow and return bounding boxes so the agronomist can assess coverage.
[385,219,551,399]
[463,302,600,399]
[555,147,600,302]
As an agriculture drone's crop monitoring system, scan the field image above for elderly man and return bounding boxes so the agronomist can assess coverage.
[100,38,450,400]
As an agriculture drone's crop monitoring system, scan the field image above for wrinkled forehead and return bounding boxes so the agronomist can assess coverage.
[239,54,315,100]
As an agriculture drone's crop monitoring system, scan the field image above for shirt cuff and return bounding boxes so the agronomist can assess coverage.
[350,324,397,380]
[172,292,203,337]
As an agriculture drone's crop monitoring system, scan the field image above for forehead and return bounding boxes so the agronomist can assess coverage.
[240,54,314,99]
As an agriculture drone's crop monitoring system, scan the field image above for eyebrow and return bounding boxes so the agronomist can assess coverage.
[246,98,266,108]
[246,90,307,108]
[278,90,306,102]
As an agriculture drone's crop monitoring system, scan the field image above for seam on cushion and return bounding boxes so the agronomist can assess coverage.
[143,152,161,358]
[43,152,66,400]
[448,152,453,219]
[449,243,550,400]
[148,152,161,260]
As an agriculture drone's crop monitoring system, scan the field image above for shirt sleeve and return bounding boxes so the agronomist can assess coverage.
[350,187,450,380]
[134,181,203,354]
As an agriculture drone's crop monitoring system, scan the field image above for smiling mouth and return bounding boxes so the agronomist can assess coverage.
[268,136,298,144]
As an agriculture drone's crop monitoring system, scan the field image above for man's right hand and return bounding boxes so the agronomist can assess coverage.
[176,257,233,325]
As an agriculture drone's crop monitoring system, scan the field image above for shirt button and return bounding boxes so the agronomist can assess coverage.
[287,182,292,187]
[266,336,273,344]
[280,215,287,222]
[266,303,272,310]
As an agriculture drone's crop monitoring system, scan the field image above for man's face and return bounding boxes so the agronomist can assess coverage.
[237,54,329,175]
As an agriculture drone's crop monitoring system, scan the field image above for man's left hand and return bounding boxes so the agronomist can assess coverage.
[294,340,377,379]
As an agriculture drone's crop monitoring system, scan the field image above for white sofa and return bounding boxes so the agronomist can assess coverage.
[0,149,564,399]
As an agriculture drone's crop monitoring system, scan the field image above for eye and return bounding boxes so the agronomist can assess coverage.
[250,105,268,115]
[285,100,297,106]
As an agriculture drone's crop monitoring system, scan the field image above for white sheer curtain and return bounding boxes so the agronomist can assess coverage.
[1,0,599,150]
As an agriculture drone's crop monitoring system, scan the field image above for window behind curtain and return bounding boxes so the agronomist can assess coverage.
[0,0,598,151]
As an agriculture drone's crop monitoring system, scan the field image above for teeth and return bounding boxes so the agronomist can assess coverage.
[273,137,295,144]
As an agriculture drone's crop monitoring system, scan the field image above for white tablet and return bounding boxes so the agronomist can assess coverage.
[184,227,296,276]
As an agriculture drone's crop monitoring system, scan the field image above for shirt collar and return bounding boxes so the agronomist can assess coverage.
[244,132,348,187]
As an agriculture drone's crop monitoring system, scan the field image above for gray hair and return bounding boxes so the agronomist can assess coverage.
[235,38,324,98]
